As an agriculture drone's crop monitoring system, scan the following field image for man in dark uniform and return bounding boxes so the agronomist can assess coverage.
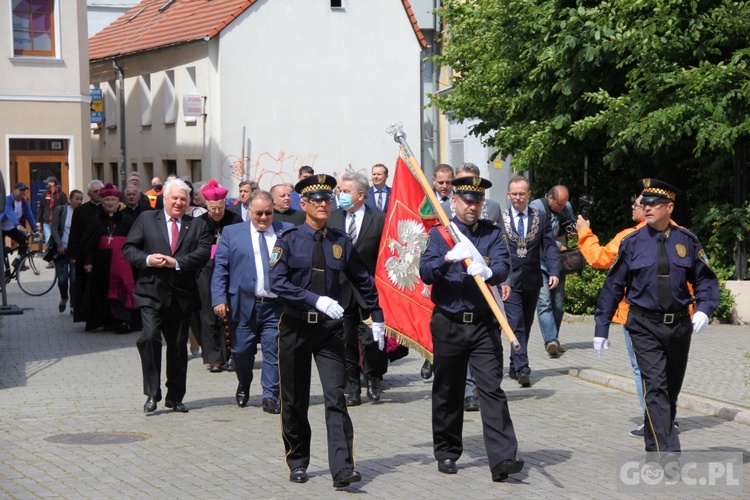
[270,174,385,488]
[419,176,524,482]
[595,179,718,456]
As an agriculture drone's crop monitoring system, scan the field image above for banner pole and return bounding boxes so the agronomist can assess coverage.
[387,124,520,350]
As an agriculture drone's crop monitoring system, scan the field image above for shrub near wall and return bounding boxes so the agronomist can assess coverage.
[565,267,607,316]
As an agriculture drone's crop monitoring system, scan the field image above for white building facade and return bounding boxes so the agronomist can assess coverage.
[89,0,426,195]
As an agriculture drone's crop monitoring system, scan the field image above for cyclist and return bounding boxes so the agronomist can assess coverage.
[2,182,39,266]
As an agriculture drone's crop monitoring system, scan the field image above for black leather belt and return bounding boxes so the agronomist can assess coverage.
[629,304,689,325]
[255,296,278,303]
[436,308,492,324]
[282,307,335,324]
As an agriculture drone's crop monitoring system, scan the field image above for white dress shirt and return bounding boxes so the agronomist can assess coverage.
[251,224,278,298]
[346,204,365,243]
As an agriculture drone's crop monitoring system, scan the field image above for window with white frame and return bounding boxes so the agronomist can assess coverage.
[139,74,152,127]
[12,0,57,57]
[105,80,117,129]
[164,70,178,125]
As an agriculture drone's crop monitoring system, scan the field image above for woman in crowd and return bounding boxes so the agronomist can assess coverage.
[49,189,84,313]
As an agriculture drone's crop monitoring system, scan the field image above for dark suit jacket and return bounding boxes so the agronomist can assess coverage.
[273,208,306,226]
[227,202,246,221]
[67,201,100,260]
[210,220,291,323]
[365,185,391,213]
[122,210,211,313]
[328,206,385,309]
[503,206,560,291]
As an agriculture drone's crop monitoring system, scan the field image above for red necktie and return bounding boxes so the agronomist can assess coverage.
[170,217,179,254]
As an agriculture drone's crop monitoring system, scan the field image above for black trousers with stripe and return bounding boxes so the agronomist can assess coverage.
[278,313,355,477]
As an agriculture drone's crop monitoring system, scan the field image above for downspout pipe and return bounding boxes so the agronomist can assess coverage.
[112,59,127,187]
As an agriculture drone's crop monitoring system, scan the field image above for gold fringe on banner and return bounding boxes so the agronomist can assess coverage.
[363,317,433,363]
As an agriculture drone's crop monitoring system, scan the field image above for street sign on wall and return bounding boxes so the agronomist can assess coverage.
[90,89,103,123]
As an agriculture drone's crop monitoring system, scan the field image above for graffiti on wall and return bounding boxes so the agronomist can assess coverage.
[222,150,319,190]
[222,150,374,193]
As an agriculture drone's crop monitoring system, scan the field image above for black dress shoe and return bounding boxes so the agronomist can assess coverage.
[346,392,361,407]
[113,322,131,334]
[508,368,518,380]
[437,458,458,474]
[420,359,433,380]
[366,378,382,402]
[262,397,281,414]
[236,384,249,407]
[58,298,67,313]
[225,358,235,372]
[491,458,524,482]
[165,400,189,412]
[209,364,223,373]
[289,467,308,483]
[517,372,531,387]
[463,395,479,412]
[332,468,362,488]
[143,397,157,413]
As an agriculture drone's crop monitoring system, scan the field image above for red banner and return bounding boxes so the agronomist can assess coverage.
[375,157,439,360]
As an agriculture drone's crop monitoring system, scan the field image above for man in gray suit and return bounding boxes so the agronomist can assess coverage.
[329,172,387,405]
[228,180,258,222]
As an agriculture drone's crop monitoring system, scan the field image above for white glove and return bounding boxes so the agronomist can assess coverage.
[315,296,344,320]
[445,241,473,262]
[692,311,708,334]
[593,337,609,357]
[466,261,493,281]
[371,322,385,351]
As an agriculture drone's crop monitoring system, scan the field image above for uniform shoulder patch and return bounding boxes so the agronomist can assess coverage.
[270,246,283,266]
[698,248,712,268]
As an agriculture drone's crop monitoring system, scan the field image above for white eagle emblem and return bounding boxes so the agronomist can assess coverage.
[385,219,431,297]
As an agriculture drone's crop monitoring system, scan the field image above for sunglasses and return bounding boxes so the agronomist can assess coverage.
[252,210,274,217]
[641,200,671,208]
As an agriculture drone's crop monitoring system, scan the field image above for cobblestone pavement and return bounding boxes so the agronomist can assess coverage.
[1,285,748,498]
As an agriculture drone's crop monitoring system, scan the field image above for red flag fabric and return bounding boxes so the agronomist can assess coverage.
[375,157,439,360]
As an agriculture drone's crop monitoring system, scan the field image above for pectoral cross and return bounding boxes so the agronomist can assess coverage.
[107,234,113,244]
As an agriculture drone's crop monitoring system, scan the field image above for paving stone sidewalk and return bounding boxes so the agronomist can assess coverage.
[1,286,748,498]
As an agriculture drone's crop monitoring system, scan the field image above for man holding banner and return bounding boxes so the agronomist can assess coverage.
[419,176,524,482]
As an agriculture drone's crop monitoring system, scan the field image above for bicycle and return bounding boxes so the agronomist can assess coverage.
[2,232,57,296]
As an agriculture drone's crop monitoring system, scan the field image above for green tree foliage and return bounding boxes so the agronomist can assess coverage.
[431,0,750,253]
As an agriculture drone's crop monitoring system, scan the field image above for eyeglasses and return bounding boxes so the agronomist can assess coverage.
[251,210,274,217]
[306,198,333,206]
[632,202,642,209]
[641,200,671,208]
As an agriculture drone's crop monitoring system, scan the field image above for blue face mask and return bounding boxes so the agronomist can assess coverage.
[338,193,354,210]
